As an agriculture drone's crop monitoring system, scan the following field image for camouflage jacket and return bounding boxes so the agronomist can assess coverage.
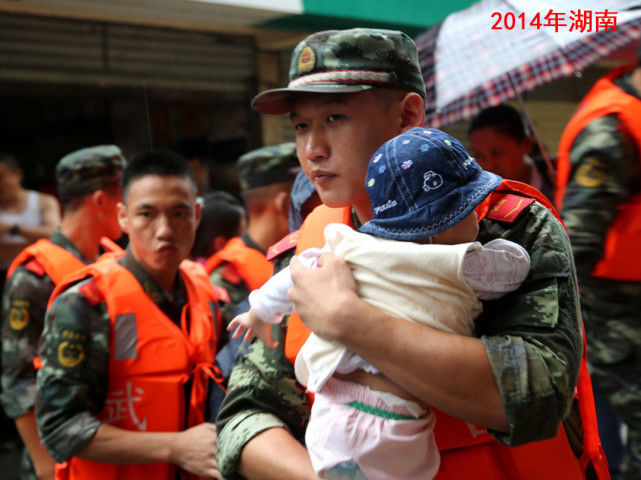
[560,70,641,363]
[1,230,90,419]
[35,249,191,462]
[215,202,583,478]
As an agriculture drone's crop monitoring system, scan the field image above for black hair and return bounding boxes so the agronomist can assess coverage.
[0,153,21,171]
[468,104,529,141]
[190,191,246,259]
[121,149,196,200]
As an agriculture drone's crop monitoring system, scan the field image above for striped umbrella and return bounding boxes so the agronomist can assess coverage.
[417,0,641,128]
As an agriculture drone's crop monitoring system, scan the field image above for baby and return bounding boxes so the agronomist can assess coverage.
[229,128,530,480]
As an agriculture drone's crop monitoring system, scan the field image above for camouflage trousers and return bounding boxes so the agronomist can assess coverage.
[586,315,641,480]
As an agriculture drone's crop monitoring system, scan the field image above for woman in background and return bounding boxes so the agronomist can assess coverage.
[468,104,555,201]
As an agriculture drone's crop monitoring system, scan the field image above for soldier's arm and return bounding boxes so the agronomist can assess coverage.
[476,205,582,445]
[561,115,641,279]
[1,267,55,478]
[215,329,313,479]
[77,422,221,478]
[36,280,109,461]
[1,267,51,418]
[15,410,55,480]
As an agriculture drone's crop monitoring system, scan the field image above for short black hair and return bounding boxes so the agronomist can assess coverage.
[0,153,21,171]
[191,191,246,259]
[121,149,196,200]
[469,104,529,141]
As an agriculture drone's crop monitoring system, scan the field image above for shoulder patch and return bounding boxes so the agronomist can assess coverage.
[25,259,46,277]
[212,285,230,303]
[266,230,300,261]
[485,194,535,223]
[79,280,103,306]
[220,263,243,285]
[8,299,30,331]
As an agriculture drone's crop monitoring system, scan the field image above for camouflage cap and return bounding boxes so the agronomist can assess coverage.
[252,28,426,115]
[237,142,301,191]
[56,145,126,201]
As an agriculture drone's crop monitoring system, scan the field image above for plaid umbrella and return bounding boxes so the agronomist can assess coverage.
[417,0,641,128]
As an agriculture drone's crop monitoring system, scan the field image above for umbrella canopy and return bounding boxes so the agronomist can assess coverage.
[417,0,641,128]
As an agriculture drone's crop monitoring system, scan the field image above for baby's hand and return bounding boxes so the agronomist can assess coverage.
[227,310,278,348]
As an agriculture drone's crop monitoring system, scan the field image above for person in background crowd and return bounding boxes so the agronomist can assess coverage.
[556,43,641,480]
[1,146,125,480]
[205,143,300,327]
[468,104,555,201]
[0,153,61,285]
[36,149,225,480]
[216,27,608,480]
[190,191,246,264]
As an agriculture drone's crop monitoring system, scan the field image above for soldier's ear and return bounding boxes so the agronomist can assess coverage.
[194,199,202,227]
[273,190,290,218]
[117,202,129,234]
[399,92,425,132]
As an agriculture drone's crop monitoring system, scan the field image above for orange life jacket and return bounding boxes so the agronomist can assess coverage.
[285,180,609,480]
[8,239,87,371]
[6,239,85,284]
[556,65,641,281]
[50,256,221,480]
[204,236,273,291]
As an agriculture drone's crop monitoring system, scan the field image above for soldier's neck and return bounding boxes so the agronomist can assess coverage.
[246,214,288,252]
[60,210,101,261]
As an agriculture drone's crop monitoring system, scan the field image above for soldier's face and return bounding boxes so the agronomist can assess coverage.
[290,90,402,218]
[118,174,201,287]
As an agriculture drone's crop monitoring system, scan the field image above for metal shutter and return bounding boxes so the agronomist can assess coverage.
[0,12,255,92]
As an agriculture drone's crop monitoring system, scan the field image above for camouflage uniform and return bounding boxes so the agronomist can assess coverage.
[560,70,641,479]
[216,201,583,477]
[217,28,584,479]
[1,145,125,480]
[0,231,90,478]
[35,249,193,462]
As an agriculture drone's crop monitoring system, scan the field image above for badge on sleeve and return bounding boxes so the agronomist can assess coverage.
[57,330,87,368]
[575,157,607,188]
[9,299,30,331]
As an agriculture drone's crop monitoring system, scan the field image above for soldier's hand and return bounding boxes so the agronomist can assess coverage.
[289,252,359,342]
[170,422,224,479]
